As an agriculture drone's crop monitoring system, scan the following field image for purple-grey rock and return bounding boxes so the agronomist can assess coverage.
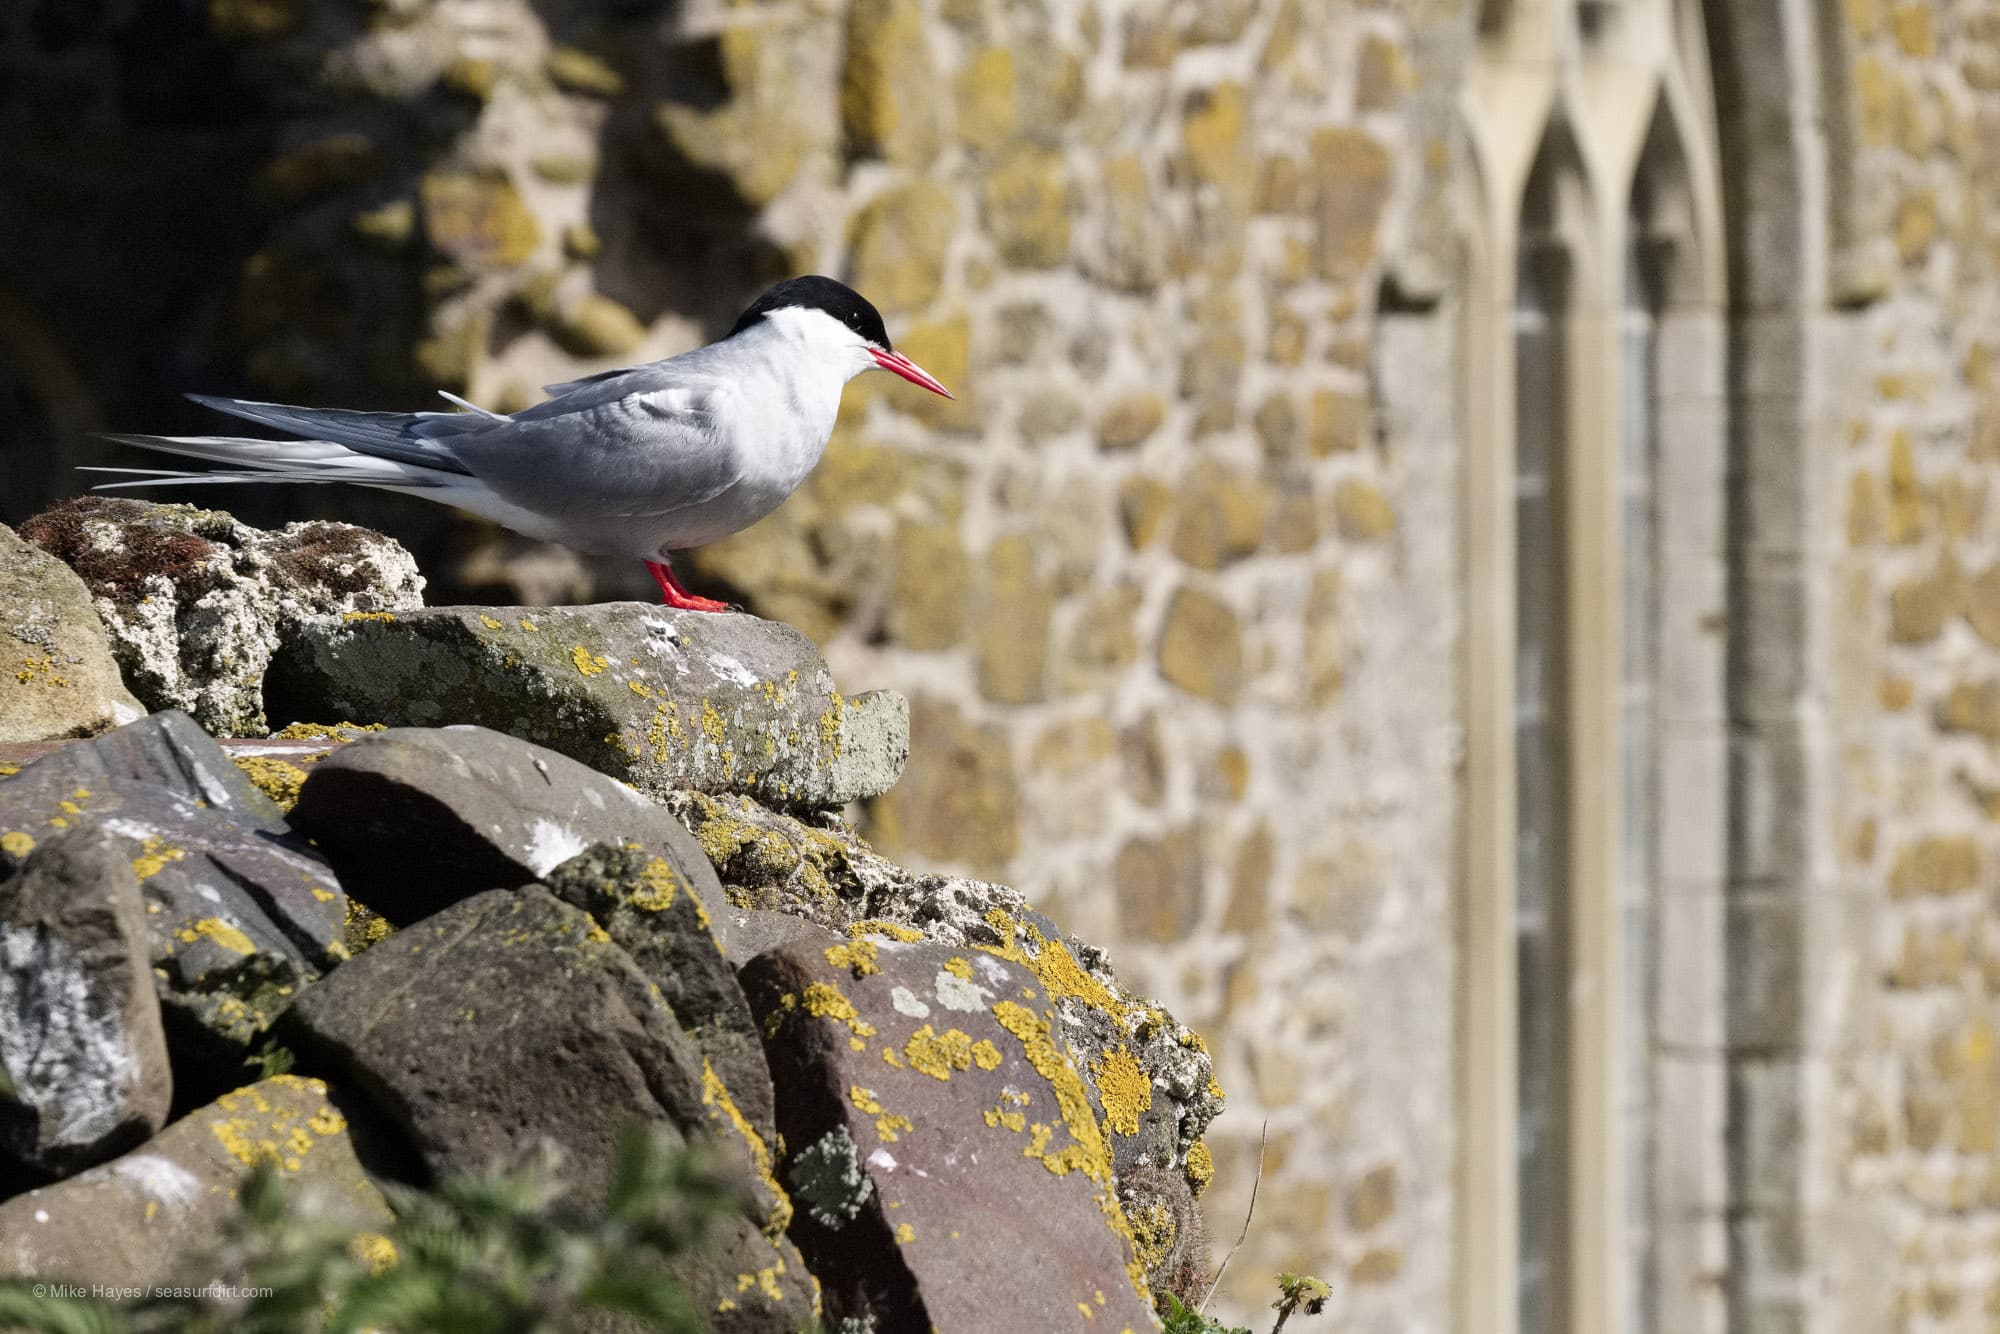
[282,887,816,1331]
[287,725,732,932]
[263,603,906,809]
[0,1076,391,1285]
[740,936,1157,1334]
[0,713,348,1055]
[0,824,172,1177]
[542,842,775,1143]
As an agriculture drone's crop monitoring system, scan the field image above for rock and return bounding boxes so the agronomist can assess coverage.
[1157,585,1245,705]
[543,842,776,1142]
[0,1076,392,1287]
[740,937,1157,1333]
[265,604,907,810]
[983,144,1071,268]
[0,713,348,1058]
[20,498,424,737]
[283,888,816,1331]
[0,522,144,745]
[666,790,1222,1185]
[848,180,957,313]
[841,0,941,166]
[288,726,732,929]
[419,168,542,268]
[0,824,172,1177]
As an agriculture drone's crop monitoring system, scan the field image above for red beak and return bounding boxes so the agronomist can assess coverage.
[870,348,954,398]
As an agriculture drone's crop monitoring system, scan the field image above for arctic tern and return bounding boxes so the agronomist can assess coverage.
[94,276,952,611]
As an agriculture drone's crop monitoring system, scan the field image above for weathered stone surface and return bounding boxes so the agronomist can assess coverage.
[542,842,776,1143]
[869,696,1020,876]
[0,825,172,1177]
[0,714,347,1054]
[288,726,721,928]
[983,145,1071,268]
[21,499,423,737]
[849,182,956,317]
[741,937,1156,1332]
[974,536,1050,705]
[284,888,815,1330]
[266,604,907,810]
[1158,586,1245,704]
[0,1076,392,1286]
[667,789,1220,1185]
[0,523,143,745]
[1097,392,1167,450]
[841,0,941,166]
[419,168,542,268]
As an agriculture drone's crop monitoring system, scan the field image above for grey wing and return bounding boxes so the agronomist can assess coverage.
[449,376,747,522]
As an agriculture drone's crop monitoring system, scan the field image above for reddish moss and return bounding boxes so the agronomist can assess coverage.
[20,497,222,604]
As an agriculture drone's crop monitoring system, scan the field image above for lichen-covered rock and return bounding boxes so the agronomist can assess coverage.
[20,498,424,737]
[283,888,817,1332]
[288,725,729,929]
[0,824,172,1178]
[741,937,1157,1333]
[667,790,1223,1195]
[0,1076,392,1287]
[543,842,776,1143]
[0,713,348,1058]
[0,522,144,745]
[265,603,908,809]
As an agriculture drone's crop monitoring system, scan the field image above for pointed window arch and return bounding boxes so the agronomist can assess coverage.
[1458,3,1729,1332]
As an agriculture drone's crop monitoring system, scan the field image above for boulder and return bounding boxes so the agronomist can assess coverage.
[20,497,423,736]
[287,725,730,930]
[740,936,1157,1333]
[669,789,1223,1186]
[0,824,172,1178]
[263,603,907,809]
[0,522,143,745]
[543,843,775,1142]
[0,713,348,1057]
[283,887,817,1331]
[0,1076,392,1286]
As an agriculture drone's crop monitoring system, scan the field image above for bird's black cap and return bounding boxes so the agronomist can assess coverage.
[729,275,893,351]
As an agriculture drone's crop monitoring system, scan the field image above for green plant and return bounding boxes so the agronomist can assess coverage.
[1268,1272,1331,1333]
[0,1123,733,1333]
[1158,1291,1251,1334]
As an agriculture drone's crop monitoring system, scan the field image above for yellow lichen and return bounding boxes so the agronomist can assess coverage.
[701,1060,793,1237]
[518,618,538,632]
[825,938,881,977]
[977,909,1120,1013]
[570,645,609,677]
[903,1025,979,1080]
[231,755,309,810]
[348,1233,398,1275]
[339,611,397,623]
[1184,1140,1214,1196]
[1091,1046,1153,1137]
[970,1039,1002,1070]
[894,1222,915,1245]
[271,721,385,742]
[991,1000,1150,1301]
[478,614,504,630]
[848,918,924,943]
[0,831,34,859]
[849,1085,914,1142]
[632,857,682,911]
[943,956,973,979]
[177,917,256,955]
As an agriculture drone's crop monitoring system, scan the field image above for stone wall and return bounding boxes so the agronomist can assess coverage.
[1815,1,2000,1328]
[1,2,1475,1325]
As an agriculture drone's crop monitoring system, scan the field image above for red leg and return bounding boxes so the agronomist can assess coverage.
[646,559,731,613]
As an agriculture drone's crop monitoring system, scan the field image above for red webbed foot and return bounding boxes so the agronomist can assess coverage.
[646,559,733,613]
